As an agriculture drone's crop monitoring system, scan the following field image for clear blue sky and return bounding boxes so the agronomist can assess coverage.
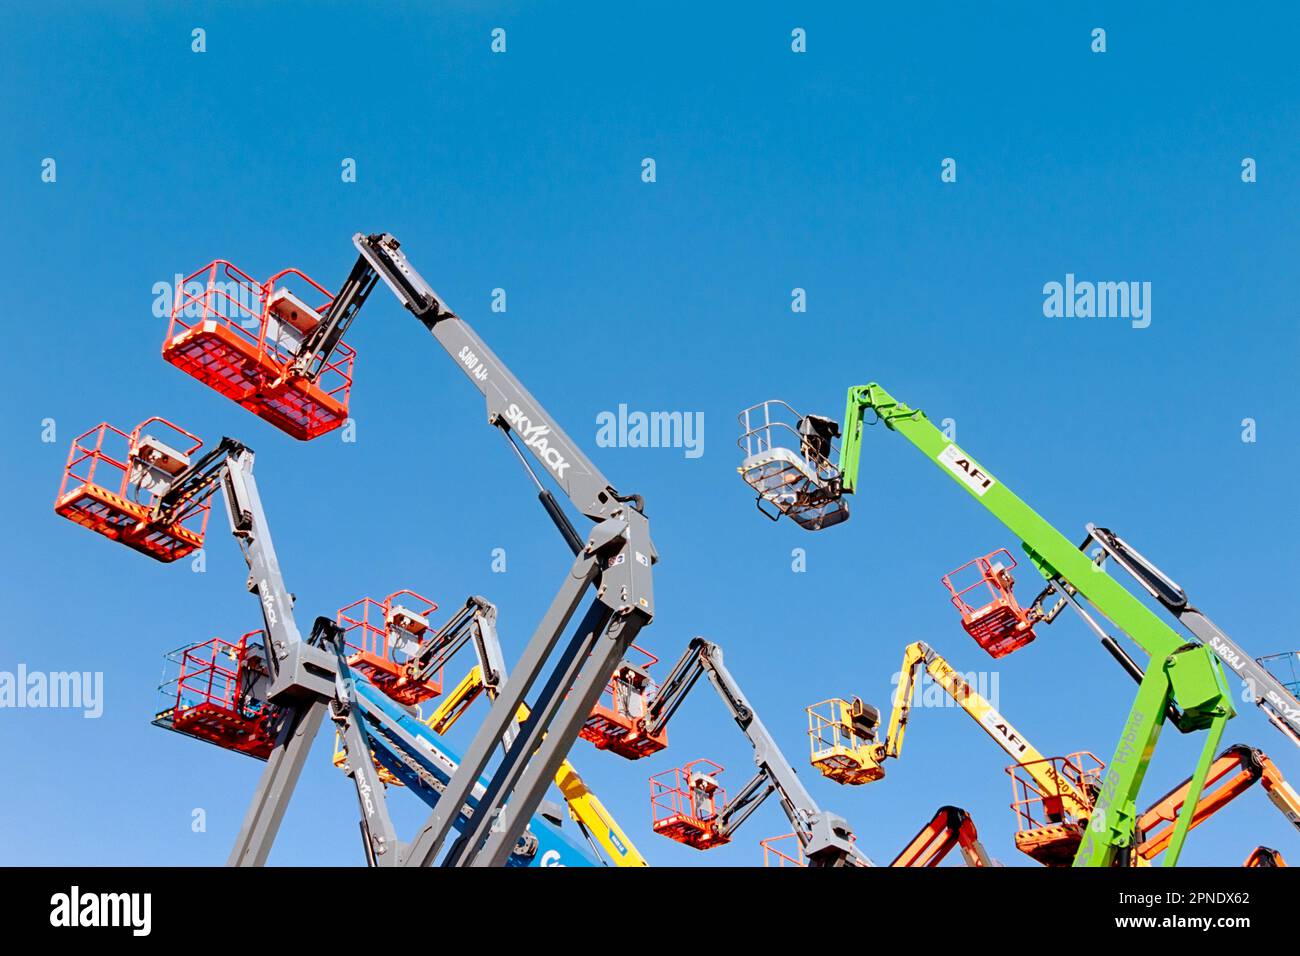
[2,2,1298,866]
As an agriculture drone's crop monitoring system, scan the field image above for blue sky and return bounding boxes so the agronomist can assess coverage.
[2,2,1298,866]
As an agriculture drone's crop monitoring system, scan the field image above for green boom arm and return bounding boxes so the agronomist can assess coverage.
[837,383,1234,867]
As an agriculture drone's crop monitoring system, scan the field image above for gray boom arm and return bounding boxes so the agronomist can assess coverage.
[1087,524,1300,748]
[303,231,656,867]
[646,638,871,866]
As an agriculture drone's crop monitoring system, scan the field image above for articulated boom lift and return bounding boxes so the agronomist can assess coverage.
[57,419,586,866]
[332,595,648,866]
[643,639,869,866]
[1135,743,1300,863]
[56,420,344,863]
[809,640,1100,865]
[165,232,656,867]
[739,384,1237,867]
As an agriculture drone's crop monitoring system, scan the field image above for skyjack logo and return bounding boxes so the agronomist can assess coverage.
[938,444,995,497]
[357,773,376,816]
[50,887,151,936]
[505,403,571,479]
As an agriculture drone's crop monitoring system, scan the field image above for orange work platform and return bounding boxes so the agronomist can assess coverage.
[1008,752,1103,866]
[649,760,730,849]
[942,549,1038,658]
[162,260,354,440]
[339,591,442,706]
[54,418,209,562]
[152,632,277,759]
[580,644,667,759]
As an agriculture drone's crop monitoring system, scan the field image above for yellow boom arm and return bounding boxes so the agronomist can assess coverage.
[880,641,1092,821]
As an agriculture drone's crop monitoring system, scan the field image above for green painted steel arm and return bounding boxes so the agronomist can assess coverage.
[840,383,1185,665]
[835,382,1236,866]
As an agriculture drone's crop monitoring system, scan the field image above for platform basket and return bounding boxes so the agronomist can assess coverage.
[736,400,849,531]
[807,698,883,785]
[339,590,442,706]
[1007,752,1102,866]
[760,833,805,867]
[942,549,1037,658]
[54,418,209,562]
[152,632,277,759]
[162,260,355,440]
[649,760,730,849]
[579,643,667,759]
[1257,651,1300,699]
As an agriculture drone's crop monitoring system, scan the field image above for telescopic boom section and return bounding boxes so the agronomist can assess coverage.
[327,232,635,527]
[645,638,870,866]
[1084,524,1300,748]
[299,232,655,868]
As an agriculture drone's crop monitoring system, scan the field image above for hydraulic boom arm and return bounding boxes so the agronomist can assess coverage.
[304,232,656,868]
[645,638,870,866]
[872,641,1094,822]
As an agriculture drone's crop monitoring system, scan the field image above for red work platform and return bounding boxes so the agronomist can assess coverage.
[152,632,277,759]
[339,591,442,705]
[54,418,209,562]
[162,260,354,440]
[649,760,730,849]
[580,644,667,759]
[942,549,1038,658]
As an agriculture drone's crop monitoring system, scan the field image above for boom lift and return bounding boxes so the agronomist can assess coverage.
[56,419,343,864]
[1134,744,1300,863]
[642,638,870,866]
[166,232,656,867]
[333,595,648,866]
[738,384,1235,867]
[809,640,1100,865]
